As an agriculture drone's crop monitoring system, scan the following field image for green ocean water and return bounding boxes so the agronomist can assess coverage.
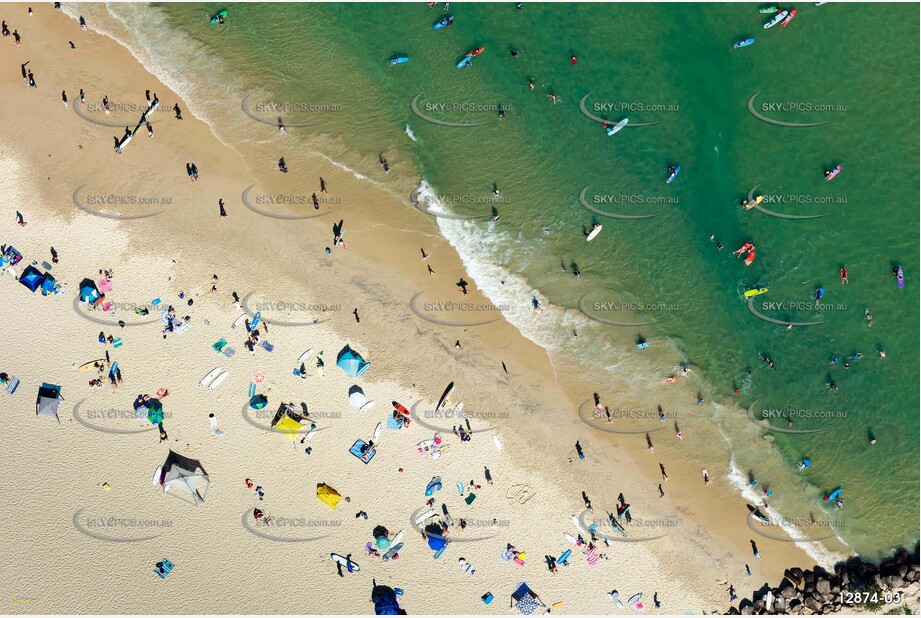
[153,2,919,559]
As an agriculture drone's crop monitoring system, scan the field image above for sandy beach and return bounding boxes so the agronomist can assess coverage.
[1,4,904,615]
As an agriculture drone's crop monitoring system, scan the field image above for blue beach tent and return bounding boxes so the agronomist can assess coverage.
[19,265,44,292]
[79,278,101,303]
[337,346,370,378]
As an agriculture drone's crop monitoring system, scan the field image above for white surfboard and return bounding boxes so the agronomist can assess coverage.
[452,402,464,417]
[305,424,318,441]
[152,466,162,486]
[414,508,437,526]
[330,553,360,572]
[493,435,502,451]
[372,422,382,442]
[208,370,229,391]
[297,349,316,364]
[359,400,376,413]
[606,117,629,136]
[316,365,325,379]
[199,367,223,388]
[417,439,434,452]
[232,313,247,329]
[571,514,586,534]
[586,225,603,242]
[391,529,404,546]
[564,532,578,545]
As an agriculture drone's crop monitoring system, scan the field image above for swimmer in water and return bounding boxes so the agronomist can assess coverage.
[549,93,558,104]
[840,266,848,284]
[528,79,535,90]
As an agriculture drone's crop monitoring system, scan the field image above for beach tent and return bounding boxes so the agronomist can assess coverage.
[157,450,210,506]
[337,346,370,378]
[19,265,44,292]
[275,414,302,441]
[249,394,268,410]
[40,272,55,295]
[371,580,405,616]
[348,385,366,408]
[511,582,546,615]
[79,278,101,304]
[146,398,164,425]
[36,383,63,422]
[316,483,342,509]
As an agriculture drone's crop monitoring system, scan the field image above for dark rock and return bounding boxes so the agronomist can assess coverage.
[773,597,787,612]
[803,570,816,585]
[786,567,805,587]
[779,581,797,599]
[752,598,765,613]
[882,575,902,590]
[740,605,753,615]
[816,579,831,596]
[804,596,822,612]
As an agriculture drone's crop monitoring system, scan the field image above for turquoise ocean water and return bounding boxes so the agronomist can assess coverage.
[123,2,918,559]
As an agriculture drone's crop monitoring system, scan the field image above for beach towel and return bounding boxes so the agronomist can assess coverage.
[584,546,600,566]
[260,340,274,352]
[515,595,540,615]
[212,339,227,353]
[349,439,376,464]
[5,376,20,394]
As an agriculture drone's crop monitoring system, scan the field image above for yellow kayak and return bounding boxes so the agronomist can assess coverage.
[744,287,769,297]
[743,195,764,210]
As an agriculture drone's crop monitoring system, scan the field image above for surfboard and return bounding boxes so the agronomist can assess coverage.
[571,514,586,533]
[360,401,377,413]
[452,402,464,418]
[391,529,404,546]
[208,371,229,391]
[457,482,465,495]
[305,424,318,441]
[251,312,261,329]
[232,313,247,329]
[199,367,223,388]
[414,508,437,526]
[316,365,325,379]
[586,225,603,242]
[393,401,409,416]
[744,287,769,297]
[436,382,454,413]
[382,542,404,561]
[563,532,577,544]
[373,422,382,442]
[79,359,106,372]
[434,546,448,559]
[493,435,502,451]
[330,553,360,572]
[606,118,629,136]
[558,549,572,563]
[298,349,315,364]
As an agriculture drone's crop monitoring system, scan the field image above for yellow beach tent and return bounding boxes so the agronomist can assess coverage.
[316,483,342,509]
[275,414,302,441]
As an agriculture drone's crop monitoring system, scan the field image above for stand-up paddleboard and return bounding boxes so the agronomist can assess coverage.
[199,367,223,388]
[493,435,502,451]
[330,553,360,572]
[389,57,410,65]
[759,6,779,12]
[415,508,437,526]
[232,313,247,329]
[824,487,842,502]
[666,166,681,184]
[79,359,106,372]
[825,165,842,181]
[764,10,788,28]
[433,16,453,30]
[360,400,377,413]
[456,57,473,69]
[744,287,769,297]
[297,349,315,364]
[436,382,454,413]
[208,9,227,24]
[382,542,404,561]
[606,118,629,136]
[781,9,796,26]
[563,532,577,544]
[373,422,382,442]
[208,371,229,391]
[586,225,603,242]
[733,38,755,48]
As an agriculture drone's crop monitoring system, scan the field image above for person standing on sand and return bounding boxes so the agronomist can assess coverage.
[21,61,29,83]
[582,491,592,511]
[319,178,328,194]
[50,247,58,263]
[28,70,36,88]
[79,88,85,104]
[173,103,183,120]
[15,211,26,226]
[219,199,227,217]
[702,469,710,485]
[484,466,492,484]
[61,90,67,108]
[353,308,360,324]
[750,539,760,558]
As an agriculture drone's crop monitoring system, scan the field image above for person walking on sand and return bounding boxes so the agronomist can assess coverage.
[702,469,710,485]
[173,103,183,120]
[484,466,492,485]
[21,61,29,84]
[15,211,26,226]
[750,539,761,558]
[28,70,36,88]
[658,484,665,498]
[659,463,668,481]
[61,90,68,108]
[427,265,434,275]
[219,198,227,217]
[13,30,21,47]
[353,308,360,324]
[79,15,87,30]
[146,121,153,138]
[50,247,58,263]
[582,491,592,511]
[79,88,85,105]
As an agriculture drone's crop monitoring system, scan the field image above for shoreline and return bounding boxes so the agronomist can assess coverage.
[0,3,910,615]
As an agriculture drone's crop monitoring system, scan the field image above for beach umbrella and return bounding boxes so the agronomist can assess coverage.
[375,536,392,550]
[348,385,366,408]
[336,346,370,378]
[316,483,342,509]
[249,394,268,410]
[146,398,164,425]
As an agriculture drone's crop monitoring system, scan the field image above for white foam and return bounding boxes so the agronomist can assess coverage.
[405,124,417,142]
